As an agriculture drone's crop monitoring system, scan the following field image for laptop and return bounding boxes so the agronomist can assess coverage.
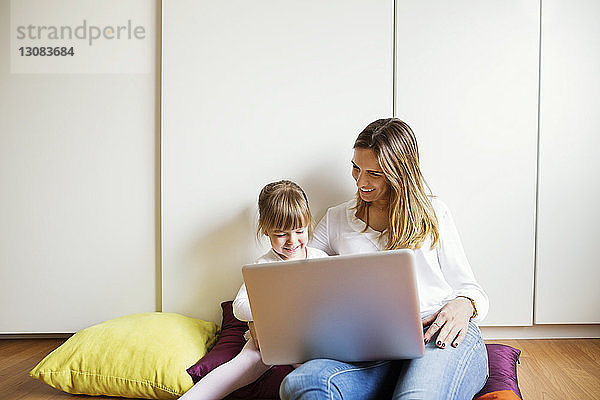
[241,249,425,365]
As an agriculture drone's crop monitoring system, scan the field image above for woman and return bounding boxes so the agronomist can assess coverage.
[279,118,489,400]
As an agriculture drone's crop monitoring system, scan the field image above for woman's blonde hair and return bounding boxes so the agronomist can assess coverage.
[353,118,439,250]
[257,180,314,238]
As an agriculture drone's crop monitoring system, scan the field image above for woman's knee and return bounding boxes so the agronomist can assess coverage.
[393,322,487,400]
[455,326,488,397]
[279,371,307,400]
[446,323,488,399]
[280,360,331,399]
[280,359,394,400]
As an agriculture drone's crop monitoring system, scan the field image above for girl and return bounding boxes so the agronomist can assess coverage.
[180,180,327,400]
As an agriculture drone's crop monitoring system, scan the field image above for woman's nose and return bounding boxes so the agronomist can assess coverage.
[356,172,368,186]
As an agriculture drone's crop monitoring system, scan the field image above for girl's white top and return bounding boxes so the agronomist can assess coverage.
[232,247,328,322]
[310,198,489,323]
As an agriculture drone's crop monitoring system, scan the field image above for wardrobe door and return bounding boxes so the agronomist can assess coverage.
[535,0,600,324]
[0,1,158,333]
[395,1,540,325]
[162,1,393,323]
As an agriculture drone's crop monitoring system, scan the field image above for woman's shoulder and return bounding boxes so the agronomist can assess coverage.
[429,196,451,217]
[321,199,355,222]
[316,199,356,231]
[325,199,354,214]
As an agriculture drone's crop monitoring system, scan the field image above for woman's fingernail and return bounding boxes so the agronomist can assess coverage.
[424,338,429,344]
[453,342,458,347]
[441,343,445,348]
[436,341,441,346]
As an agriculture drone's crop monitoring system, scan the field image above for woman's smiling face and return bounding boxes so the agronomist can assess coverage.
[352,148,389,206]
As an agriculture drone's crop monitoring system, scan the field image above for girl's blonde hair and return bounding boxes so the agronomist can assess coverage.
[353,118,439,250]
[257,180,313,237]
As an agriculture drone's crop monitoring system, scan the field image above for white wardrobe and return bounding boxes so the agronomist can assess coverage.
[161,0,394,324]
[1,0,599,334]
[0,1,158,333]
[535,0,600,324]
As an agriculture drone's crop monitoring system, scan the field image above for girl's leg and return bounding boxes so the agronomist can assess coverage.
[279,359,397,400]
[179,338,271,400]
[392,321,488,400]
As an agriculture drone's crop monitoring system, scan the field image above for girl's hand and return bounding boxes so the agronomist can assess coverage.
[422,297,473,349]
[248,321,259,349]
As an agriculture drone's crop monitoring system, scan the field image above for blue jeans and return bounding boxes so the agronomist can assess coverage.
[280,321,488,400]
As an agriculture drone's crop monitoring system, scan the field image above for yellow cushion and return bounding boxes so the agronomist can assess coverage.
[30,313,219,399]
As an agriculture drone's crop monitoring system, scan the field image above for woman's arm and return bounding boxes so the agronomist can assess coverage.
[422,297,475,348]
[423,200,489,348]
[436,200,489,322]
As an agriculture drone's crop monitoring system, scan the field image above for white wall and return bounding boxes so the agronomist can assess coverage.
[0,0,158,333]
[162,0,393,324]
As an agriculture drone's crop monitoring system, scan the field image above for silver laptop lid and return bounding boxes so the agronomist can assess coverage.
[242,249,424,364]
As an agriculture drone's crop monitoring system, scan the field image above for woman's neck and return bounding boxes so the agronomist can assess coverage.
[369,201,388,213]
[367,203,389,232]
[355,200,389,232]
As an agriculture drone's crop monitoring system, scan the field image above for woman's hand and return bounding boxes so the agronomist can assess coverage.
[422,297,473,349]
[248,321,259,349]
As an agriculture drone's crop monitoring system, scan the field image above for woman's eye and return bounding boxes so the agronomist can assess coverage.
[370,172,382,177]
[296,230,305,234]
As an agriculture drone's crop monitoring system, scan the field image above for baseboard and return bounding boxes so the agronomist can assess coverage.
[3,325,600,341]
[481,324,600,339]
[0,333,73,339]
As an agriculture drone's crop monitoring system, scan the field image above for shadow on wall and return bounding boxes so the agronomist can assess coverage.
[185,206,260,323]
[183,163,354,323]
[299,163,355,222]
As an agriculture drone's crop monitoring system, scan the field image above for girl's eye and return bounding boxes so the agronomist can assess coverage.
[274,233,286,237]
[296,230,305,234]
[369,172,382,177]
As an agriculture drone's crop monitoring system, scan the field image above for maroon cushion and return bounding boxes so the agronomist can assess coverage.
[186,301,247,380]
[186,301,293,399]
[474,344,522,399]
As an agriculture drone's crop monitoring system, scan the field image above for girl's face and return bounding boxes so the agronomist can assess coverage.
[267,226,309,260]
[352,148,389,206]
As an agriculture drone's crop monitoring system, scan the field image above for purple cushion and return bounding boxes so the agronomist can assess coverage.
[474,344,522,399]
[186,301,248,380]
[186,301,293,399]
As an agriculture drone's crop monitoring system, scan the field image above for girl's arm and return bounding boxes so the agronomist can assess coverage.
[232,283,253,322]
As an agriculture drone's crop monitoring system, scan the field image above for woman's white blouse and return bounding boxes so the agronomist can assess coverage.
[232,247,328,322]
[310,198,489,323]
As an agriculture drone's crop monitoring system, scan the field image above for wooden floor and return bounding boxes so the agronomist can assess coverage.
[1,338,599,399]
[486,339,600,400]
